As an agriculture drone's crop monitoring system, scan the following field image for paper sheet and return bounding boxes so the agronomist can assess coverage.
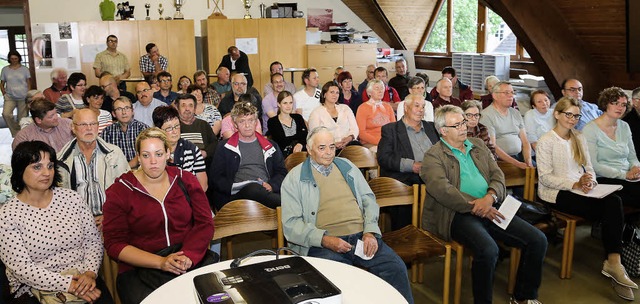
[355,239,373,260]
[235,38,258,55]
[570,184,623,198]
[493,195,522,230]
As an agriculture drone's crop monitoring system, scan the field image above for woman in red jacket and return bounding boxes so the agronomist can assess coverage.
[103,127,214,304]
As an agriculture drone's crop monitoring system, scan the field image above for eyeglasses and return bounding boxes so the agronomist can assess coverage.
[559,111,582,120]
[136,88,151,94]
[444,119,468,130]
[610,101,630,108]
[100,82,113,89]
[496,91,515,96]
[107,39,118,43]
[163,124,181,132]
[232,82,248,86]
[465,113,481,119]
[114,106,132,112]
[159,79,171,83]
[564,87,583,93]
[74,122,99,128]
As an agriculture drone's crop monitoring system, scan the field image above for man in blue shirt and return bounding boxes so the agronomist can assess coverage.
[558,78,602,130]
[153,71,178,105]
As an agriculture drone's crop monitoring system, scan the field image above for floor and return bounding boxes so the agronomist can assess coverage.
[224,225,638,304]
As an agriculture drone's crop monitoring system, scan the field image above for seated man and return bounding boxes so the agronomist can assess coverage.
[99,73,136,113]
[293,68,321,121]
[12,98,74,152]
[139,42,168,77]
[422,105,546,304]
[263,61,296,96]
[557,78,602,131]
[194,69,222,106]
[429,66,473,101]
[42,67,70,103]
[153,71,178,105]
[218,73,263,119]
[132,81,165,127]
[176,93,218,162]
[212,66,231,97]
[210,102,286,210]
[281,126,414,304]
[432,78,462,109]
[623,87,640,159]
[101,96,149,168]
[388,58,411,100]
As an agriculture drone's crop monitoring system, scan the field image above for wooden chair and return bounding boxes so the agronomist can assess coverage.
[284,151,308,171]
[212,200,284,259]
[101,252,121,304]
[338,145,379,179]
[369,177,454,304]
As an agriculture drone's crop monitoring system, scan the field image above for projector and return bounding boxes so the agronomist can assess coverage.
[193,256,341,304]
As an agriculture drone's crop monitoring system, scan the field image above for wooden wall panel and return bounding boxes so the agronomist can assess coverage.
[232,19,261,90]
[376,0,436,51]
[166,20,196,83]
[204,19,235,75]
[258,19,281,91]
[78,21,109,86]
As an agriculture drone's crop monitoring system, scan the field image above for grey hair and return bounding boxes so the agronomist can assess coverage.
[436,77,451,89]
[484,75,500,90]
[434,105,464,135]
[408,76,425,88]
[632,87,640,100]
[395,58,407,64]
[491,81,512,94]
[50,67,67,80]
[306,126,334,149]
[404,93,423,108]
[461,99,482,112]
[26,90,42,103]
[366,79,385,95]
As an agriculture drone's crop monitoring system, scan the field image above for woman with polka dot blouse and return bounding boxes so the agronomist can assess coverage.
[0,141,112,304]
[102,128,214,304]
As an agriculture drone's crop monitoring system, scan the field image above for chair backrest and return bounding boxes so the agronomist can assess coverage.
[338,145,378,170]
[213,199,284,248]
[284,152,308,171]
[368,177,419,227]
[497,161,536,201]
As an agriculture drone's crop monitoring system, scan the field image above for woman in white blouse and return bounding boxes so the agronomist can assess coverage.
[523,90,554,151]
[0,141,111,304]
[309,81,360,152]
[536,97,635,300]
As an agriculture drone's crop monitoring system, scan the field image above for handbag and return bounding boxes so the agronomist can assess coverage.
[30,269,86,304]
[622,224,640,277]
[513,196,552,225]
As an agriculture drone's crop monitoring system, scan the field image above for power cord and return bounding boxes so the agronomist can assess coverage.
[230,247,301,268]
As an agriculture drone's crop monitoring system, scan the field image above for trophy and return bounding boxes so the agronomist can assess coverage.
[241,0,253,19]
[144,3,150,20]
[174,0,185,19]
[158,3,164,19]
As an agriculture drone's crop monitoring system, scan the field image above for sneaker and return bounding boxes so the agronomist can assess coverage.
[612,279,635,301]
[602,260,639,289]
[509,297,542,304]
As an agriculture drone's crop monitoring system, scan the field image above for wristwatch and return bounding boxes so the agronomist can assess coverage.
[490,193,498,203]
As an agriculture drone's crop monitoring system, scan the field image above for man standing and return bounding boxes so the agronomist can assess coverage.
[362,67,401,111]
[388,58,410,100]
[281,127,414,304]
[176,94,217,161]
[43,68,70,103]
[101,96,148,168]
[93,35,130,91]
[218,73,262,118]
[422,105,546,304]
[132,82,165,127]
[430,66,473,101]
[59,108,130,230]
[432,78,462,108]
[293,68,321,121]
[358,64,376,96]
[212,66,231,97]
[194,70,221,106]
[139,42,168,77]
[210,102,286,210]
[12,98,74,152]
[99,73,136,113]
[263,61,297,96]
[218,46,254,89]
[558,78,602,130]
[153,71,178,105]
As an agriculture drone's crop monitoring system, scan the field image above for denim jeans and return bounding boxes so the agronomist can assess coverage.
[307,232,414,304]
[451,212,547,303]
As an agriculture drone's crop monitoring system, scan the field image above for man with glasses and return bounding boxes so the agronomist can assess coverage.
[153,71,178,105]
[422,105,546,304]
[557,78,602,130]
[623,87,640,159]
[12,98,74,152]
[480,81,534,170]
[358,64,377,96]
[101,96,148,168]
[139,42,168,78]
[218,73,263,118]
[176,94,217,162]
[59,108,130,230]
[132,82,165,127]
[93,35,130,91]
[99,73,136,112]
[263,61,297,97]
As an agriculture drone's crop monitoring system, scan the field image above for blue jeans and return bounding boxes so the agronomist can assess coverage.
[307,232,414,304]
[451,213,547,303]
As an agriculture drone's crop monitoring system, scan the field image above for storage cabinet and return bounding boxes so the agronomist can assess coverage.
[308,44,377,86]
[452,53,510,91]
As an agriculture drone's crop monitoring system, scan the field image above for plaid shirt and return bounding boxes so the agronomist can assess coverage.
[467,123,497,160]
[203,87,221,107]
[139,54,168,74]
[100,119,149,161]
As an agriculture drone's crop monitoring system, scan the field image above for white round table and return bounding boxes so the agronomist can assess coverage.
[141,255,407,303]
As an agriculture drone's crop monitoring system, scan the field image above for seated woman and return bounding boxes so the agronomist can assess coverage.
[220,94,262,139]
[56,72,87,119]
[83,85,113,133]
[176,75,191,94]
[396,76,434,122]
[524,90,554,151]
[309,81,360,153]
[0,141,112,304]
[336,71,362,114]
[583,87,640,208]
[267,91,308,158]
[152,106,208,191]
[356,79,396,152]
[186,85,222,136]
[461,100,497,160]
[536,96,636,300]
[103,128,214,304]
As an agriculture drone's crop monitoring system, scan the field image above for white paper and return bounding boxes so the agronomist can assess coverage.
[80,44,104,63]
[235,38,258,55]
[570,184,623,198]
[355,239,373,260]
[55,41,69,58]
[493,195,522,230]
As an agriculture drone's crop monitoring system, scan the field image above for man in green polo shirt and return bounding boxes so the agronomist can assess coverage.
[421,105,547,304]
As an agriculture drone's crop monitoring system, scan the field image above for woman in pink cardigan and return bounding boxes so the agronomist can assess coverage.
[356,79,396,151]
[309,81,360,153]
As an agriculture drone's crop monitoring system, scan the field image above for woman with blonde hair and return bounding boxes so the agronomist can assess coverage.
[536,96,634,300]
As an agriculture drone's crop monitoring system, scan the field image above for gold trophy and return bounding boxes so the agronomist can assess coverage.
[174,0,185,19]
[241,0,254,19]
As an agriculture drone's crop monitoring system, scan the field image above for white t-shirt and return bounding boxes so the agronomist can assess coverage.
[293,88,321,121]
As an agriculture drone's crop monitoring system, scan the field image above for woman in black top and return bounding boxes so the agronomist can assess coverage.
[337,71,362,115]
[267,91,308,158]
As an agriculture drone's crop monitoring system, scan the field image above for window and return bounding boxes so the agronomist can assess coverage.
[0,27,30,69]
[423,1,447,53]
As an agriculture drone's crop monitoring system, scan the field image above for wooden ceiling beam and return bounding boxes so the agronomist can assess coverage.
[342,0,406,50]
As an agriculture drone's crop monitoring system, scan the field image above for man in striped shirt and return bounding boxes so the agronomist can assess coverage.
[176,94,218,164]
[101,96,148,168]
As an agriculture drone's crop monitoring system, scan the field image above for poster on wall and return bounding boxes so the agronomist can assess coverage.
[235,38,258,55]
[307,8,333,31]
[58,22,72,39]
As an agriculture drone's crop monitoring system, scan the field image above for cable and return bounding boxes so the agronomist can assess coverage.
[229,247,301,268]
